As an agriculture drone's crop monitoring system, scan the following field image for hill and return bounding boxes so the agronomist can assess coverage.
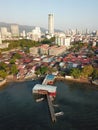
[0,22,63,33]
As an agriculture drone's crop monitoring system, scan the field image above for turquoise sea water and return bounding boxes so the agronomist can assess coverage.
[0,79,98,130]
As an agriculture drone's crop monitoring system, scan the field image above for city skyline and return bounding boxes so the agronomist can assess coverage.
[0,0,98,31]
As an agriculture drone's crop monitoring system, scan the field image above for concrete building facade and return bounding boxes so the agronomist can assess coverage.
[11,24,19,37]
[0,27,11,40]
[29,47,39,56]
[31,27,41,41]
[0,35,2,44]
[55,33,71,48]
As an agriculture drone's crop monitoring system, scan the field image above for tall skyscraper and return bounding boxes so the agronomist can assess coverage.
[48,14,54,36]
[11,24,19,37]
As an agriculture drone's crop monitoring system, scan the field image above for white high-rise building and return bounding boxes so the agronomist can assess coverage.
[22,30,26,38]
[11,24,19,37]
[55,33,71,48]
[1,27,8,38]
[48,14,54,36]
[31,27,41,41]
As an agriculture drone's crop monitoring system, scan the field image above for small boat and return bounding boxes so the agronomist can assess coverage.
[55,111,64,117]
[92,79,98,86]
[53,104,59,107]
[32,78,35,81]
[36,98,44,102]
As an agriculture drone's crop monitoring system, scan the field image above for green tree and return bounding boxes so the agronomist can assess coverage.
[10,64,18,75]
[70,68,81,78]
[10,58,16,64]
[40,66,48,75]
[2,39,40,52]
[35,66,48,76]
[35,69,41,76]
[81,65,94,78]
[42,38,51,44]
[0,62,7,71]
[92,68,98,79]
[13,53,21,59]
[0,70,7,78]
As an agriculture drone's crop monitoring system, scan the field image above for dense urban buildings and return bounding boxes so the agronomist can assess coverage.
[0,13,98,50]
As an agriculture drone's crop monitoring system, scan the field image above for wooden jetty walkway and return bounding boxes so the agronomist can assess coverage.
[33,74,57,122]
[43,74,56,122]
[46,94,56,122]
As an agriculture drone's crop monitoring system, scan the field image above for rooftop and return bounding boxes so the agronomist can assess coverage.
[33,84,57,93]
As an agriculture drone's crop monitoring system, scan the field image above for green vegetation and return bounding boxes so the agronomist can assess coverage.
[81,65,94,78]
[0,62,8,78]
[70,68,81,78]
[2,39,41,52]
[13,53,22,59]
[10,64,18,75]
[92,68,98,79]
[0,70,7,79]
[41,37,55,45]
[69,42,84,52]
[9,53,21,65]
[10,58,16,64]
[69,65,95,79]
[1,37,55,53]
[0,58,18,78]
[0,62,7,70]
[35,66,48,76]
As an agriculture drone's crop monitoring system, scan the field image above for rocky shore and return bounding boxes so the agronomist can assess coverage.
[0,79,7,87]
[55,76,90,84]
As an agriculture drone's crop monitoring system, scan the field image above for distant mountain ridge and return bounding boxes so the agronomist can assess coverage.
[0,22,47,33]
[0,22,63,33]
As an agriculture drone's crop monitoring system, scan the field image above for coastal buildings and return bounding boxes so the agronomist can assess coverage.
[48,14,54,36]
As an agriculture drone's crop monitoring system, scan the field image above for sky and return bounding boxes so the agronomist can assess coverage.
[0,0,98,31]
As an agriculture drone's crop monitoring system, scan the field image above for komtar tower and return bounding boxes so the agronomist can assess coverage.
[48,14,54,36]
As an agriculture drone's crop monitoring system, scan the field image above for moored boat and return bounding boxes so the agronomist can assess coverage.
[92,79,98,86]
[36,97,44,102]
[55,111,64,117]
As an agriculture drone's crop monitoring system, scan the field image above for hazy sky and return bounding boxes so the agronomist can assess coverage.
[0,0,98,31]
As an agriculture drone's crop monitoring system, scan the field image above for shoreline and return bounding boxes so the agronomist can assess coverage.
[55,76,90,84]
[8,77,90,84]
[0,75,92,88]
[0,79,7,88]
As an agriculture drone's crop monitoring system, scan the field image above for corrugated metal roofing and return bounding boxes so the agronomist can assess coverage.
[33,84,57,93]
